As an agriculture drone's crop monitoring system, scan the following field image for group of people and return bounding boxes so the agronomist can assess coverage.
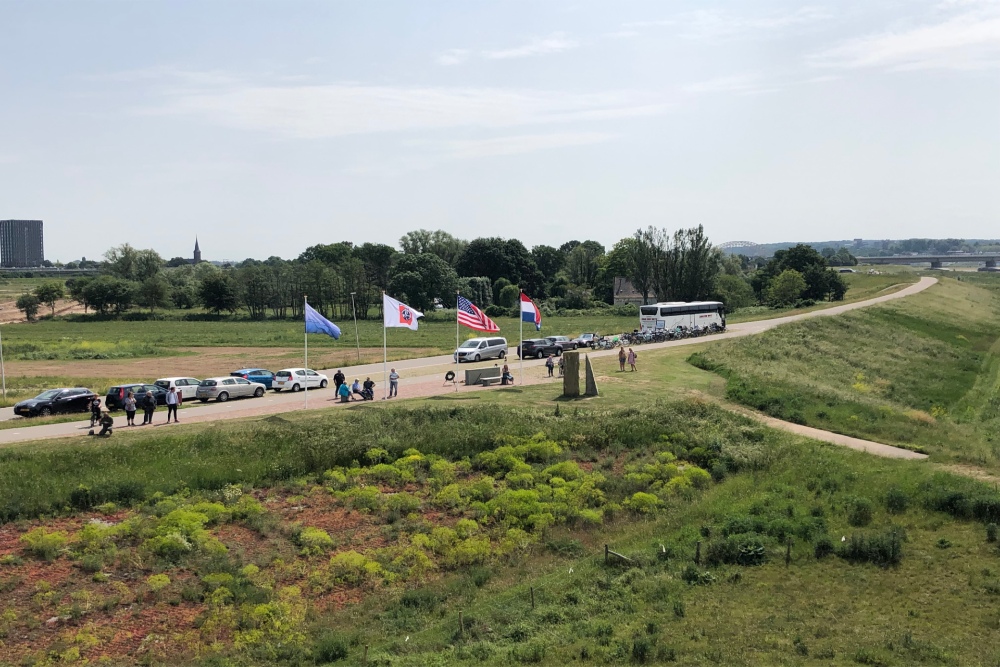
[332,369,379,402]
[87,385,183,437]
[543,355,566,378]
[618,347,638,372]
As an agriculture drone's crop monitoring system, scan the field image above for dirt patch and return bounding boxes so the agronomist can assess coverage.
[0,299,87,325]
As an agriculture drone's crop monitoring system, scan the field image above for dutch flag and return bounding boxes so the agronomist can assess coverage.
[520,292,541,331]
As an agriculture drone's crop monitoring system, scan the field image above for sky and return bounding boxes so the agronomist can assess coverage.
[1,0,998,263]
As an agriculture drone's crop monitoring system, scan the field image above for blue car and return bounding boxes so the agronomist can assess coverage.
[230,368,275,389]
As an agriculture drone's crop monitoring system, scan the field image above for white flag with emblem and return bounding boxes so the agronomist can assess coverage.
[383,294,423,331]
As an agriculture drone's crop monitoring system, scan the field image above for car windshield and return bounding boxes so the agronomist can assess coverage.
[35,389,61,400]
[154,381,170,389]
[276,371,292,377]
[200,380,217,387]
[459,341,480,349]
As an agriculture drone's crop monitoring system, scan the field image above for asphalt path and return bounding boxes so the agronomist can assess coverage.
[0,277,936,446]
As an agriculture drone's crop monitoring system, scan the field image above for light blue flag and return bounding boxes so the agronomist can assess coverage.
[304,302,341,339]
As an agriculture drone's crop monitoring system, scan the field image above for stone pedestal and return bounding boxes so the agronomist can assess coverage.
[584,354,599,397]
[562,351,580,397]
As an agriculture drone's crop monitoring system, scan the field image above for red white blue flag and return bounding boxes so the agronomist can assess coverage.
[520,292,541,331]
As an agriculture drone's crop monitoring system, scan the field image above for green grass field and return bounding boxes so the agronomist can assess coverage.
[692,274,1000,472]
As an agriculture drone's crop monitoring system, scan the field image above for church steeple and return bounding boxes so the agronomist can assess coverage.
[193,237,202,264]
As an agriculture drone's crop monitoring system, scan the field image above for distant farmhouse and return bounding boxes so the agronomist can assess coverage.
[613,277,656,306]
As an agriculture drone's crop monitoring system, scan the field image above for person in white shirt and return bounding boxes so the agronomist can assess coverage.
[389,369,400,397]
[165,387,181,423]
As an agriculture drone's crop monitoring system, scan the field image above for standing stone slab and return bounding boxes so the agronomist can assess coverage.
[584,354,599,397]
[563,351,580,397]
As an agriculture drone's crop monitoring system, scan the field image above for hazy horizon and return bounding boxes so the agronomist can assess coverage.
[2,0,998,262]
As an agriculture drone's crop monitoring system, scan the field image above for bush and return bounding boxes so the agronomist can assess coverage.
[313,631,349,662]
[838,529,904,567]
[20,528,69,561]
[298,527,335,555]
[632,637,653,663]
[624,492,660,514]
[814,536,835,559]
[987,523,998,543]
[147,573,170,593]
[885,487,909,514]
[705,534,767,566]
[847,497,874,527]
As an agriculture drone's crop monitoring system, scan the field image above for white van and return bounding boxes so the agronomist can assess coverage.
[454,337,508,363]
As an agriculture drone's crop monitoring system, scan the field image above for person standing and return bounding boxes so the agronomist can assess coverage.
[123,391,137,427]
[165,386,180,423]
[627,347,638,372]
[618,347,627,372]
[141,390,157,425]
[333,369,346,391]
[388,368,400,397]
[558,356,565,377]
[545,356,554,377]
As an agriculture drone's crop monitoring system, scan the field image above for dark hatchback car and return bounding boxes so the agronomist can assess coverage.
[517,338,561,359]
[106,384,168,411]
[14,388,97,417]
[231,368,275,389]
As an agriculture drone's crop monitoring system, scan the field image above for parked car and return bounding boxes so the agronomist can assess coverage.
[13,388,97,417]
[154,377,202,400]
[106,384,167,411]
[517,338,561,359]
[454,337,508,363]
[231,368,275,389]
[272,368,329,392]
[573,332,600,349]
[545,335,578,352]
[196,377,267,402]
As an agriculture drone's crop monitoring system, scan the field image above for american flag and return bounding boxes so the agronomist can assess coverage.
[457,295,500,333]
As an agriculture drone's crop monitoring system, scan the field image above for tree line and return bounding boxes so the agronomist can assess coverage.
[16,229,853,321]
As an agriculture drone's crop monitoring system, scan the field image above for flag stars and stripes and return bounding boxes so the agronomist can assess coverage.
[457,295,500,333]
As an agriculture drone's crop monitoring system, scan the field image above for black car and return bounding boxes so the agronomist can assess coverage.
[544,336,579,352]
[517,338,561,359]
[106,383,168,411]
[13,388,98,417]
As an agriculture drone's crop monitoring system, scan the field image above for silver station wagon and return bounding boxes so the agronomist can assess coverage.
[195,377,267,402]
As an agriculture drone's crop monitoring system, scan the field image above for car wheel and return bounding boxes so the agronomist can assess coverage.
[291,384,300,392]
[40,407,51,416]
[252,387,264,397]
[217,392,230,402]
[199,398,209,403]
[555,348,562,356]
[498,351,506,359]
[536,350,544,359]
[572,344,578,350]
[474,354,481,362]
[319,380,328,388]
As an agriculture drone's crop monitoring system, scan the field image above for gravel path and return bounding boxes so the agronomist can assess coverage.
[0,277,937,451]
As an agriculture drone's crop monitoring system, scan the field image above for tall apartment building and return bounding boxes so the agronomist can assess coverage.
[0,220,45,267]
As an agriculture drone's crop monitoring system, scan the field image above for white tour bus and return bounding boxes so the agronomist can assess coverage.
[639,301,725,332]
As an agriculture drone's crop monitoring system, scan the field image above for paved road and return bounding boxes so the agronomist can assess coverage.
[0,277,937,446]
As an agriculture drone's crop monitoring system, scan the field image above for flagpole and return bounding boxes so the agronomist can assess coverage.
[382,291,388,400]
[304,295,308,409]
[519,297,524,386]
[455,291,460,392]
[350,292,360,364]
[0,325,6,402]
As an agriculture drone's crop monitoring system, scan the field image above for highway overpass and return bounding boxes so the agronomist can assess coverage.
[860,254,1000,268]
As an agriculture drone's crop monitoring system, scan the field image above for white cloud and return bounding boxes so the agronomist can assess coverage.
[623,7,832,39]
[445,132,616,159]
[810,6,1000,70]
[482,32,579,59]
[140,80,669,139]
[437,49,469,66]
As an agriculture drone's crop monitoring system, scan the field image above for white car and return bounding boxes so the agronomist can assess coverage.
[272,368,329,392]
[195,377,267,402]
[154,377,202,400]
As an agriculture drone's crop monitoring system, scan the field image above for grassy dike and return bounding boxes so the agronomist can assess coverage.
[691,275,1000,472]
[4,273,1000,665]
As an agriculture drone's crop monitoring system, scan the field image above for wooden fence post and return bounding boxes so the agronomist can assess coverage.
[604,544,609,565]
[363,644,368,664]
[785,538,792,566]
[459,611,464,639]
[530,586,535,610]
[695,541,701,565]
